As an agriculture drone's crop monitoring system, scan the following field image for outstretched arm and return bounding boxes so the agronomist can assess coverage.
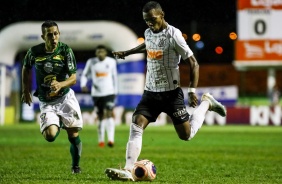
[113,43,146,59]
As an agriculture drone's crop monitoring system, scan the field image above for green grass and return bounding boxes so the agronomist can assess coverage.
[0,124,282,184]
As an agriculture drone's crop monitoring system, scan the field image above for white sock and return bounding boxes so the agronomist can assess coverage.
[124,123,143,171]
[98,119,106,143]
[189,101,209,140]
[106,117,115,143]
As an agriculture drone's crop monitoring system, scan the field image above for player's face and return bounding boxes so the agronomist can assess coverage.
[41,26,60,51]
[96,48,107,61]
[143,9,164,33]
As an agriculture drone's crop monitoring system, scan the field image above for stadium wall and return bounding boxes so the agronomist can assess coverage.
[180,64,282,96]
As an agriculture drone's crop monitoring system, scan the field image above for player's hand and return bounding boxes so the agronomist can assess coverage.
[21,91,33,106]
[81,86,89,93]
[112,51,127,59]
[188,92,198,108]
[50,80,62,94]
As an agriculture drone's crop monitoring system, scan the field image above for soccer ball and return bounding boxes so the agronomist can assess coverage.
[131,159,157,181]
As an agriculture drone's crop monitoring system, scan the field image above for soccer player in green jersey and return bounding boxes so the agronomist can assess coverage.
[21,20,83,174]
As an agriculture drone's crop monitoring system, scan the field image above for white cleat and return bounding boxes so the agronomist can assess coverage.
[201,93,227,117]
[105,168,134,181]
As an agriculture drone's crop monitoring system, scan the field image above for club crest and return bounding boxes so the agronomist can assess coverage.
[44,62,53,73]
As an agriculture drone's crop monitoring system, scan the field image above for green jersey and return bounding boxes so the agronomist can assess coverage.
[23,42,77,102]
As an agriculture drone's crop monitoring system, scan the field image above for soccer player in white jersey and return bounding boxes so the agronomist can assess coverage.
[105,1,227,181]
[80,45,118,148]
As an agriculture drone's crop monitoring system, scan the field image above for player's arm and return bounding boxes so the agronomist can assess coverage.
[174,29,199,107]
[80,59,91,92]
[112,60,118,95]
[21,50,34,106]
[113,43,146,59]
[21,66,33,106]
[184,55,199,108]
[51,73,76,94]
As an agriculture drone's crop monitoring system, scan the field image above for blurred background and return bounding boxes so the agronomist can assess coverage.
[1,0,282,126]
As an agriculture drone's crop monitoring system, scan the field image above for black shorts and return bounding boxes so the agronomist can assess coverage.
[93,95,115,114]
[133,87,190,125]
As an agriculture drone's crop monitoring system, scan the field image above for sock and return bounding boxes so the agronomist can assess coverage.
[98,119,106,143]
[105,117,115,143]
[68,136,82,167]
[124,123,143,171]
[189,101,209,140]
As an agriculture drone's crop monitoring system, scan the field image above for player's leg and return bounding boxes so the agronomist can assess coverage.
[94,97,106,147]
[173,91,226,141]
[105,91,160,181]
[104,95,116,147]
[57,89,83,173]
[173,100,209,140]
[42,124,60,142]
[105,115,149,181]
[67,128,82,174]
[39,103,61,142]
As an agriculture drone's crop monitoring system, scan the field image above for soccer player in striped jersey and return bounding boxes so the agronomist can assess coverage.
[80,45,118,148]
[105,1,227,181]
[21,20,83,174]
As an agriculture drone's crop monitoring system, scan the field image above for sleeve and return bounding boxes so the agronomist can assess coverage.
[80,59,91,88]
[112,59,118,95]
[65,46,77,74]
[22,49,34,68]
[173,29,193,60]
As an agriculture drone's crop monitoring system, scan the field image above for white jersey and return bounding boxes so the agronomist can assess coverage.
[144,24,193,92]
[80,56,118,97]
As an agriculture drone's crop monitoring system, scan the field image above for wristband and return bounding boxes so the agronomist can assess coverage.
[188,88,196,93]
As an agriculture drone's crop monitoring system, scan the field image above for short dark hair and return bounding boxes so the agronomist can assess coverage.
[96,45,107,50]
[41,20,59,34]
[142,1,162,13]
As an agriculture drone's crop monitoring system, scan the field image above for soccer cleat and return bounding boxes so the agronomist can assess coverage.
[71,166,81,174]
[98,142,105,148]
[105,168,134,181]
[201,93,227,117]
[107,141,114,148]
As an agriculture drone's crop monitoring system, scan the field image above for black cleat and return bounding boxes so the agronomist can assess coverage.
[71,166,81,174]
[107,141,114,148]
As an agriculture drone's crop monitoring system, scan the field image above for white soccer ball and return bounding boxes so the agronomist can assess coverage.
[131,159,157,181]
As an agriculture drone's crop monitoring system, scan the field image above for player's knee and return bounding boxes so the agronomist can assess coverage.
[44,132,57,142]
[43,125,59,142]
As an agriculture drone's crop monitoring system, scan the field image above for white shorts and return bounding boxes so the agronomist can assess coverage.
[39,89,83,133]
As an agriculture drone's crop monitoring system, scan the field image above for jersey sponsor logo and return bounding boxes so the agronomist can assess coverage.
[43,75,56,85]
[96,72,108,77]
[53,55,64,60]
[173,108,188,118]
[67,53,74,70]
[44,62,53,73]
[154,80,168,87]
[35,57,47,62]
[147,49,163,60]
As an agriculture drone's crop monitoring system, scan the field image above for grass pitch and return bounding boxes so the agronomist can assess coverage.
[0,124,281,184]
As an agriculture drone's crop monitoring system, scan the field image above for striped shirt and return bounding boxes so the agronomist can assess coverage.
[144,24,193,92]
[80,56,118,97]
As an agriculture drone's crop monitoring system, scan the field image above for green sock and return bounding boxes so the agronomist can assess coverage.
[68,136,82,167]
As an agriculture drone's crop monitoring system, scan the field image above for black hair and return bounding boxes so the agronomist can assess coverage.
[142,1,162,13]
[41,20,59,34]
[96,45,107,50]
